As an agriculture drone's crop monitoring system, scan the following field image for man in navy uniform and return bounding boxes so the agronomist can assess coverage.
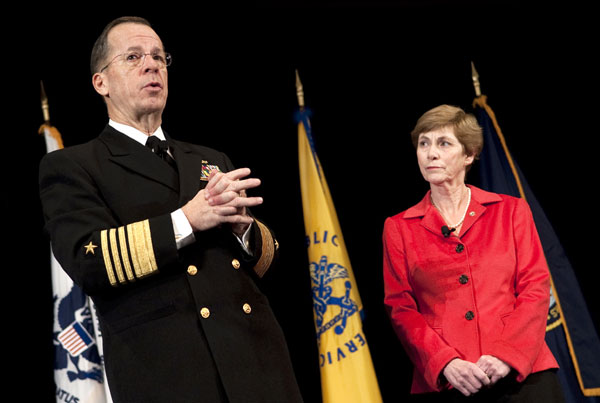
[39,16,302,403]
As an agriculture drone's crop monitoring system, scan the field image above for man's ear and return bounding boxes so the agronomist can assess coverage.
[92,72,109,97]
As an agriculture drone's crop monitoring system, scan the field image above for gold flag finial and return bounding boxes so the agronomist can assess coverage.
[471,61,482,97]
[295,69,305,110]
[40,80,50,123]
[38,80,65,149]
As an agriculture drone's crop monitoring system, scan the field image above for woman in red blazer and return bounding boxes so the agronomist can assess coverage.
[383,105,563,402]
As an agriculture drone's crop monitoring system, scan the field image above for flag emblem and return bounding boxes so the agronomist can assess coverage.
[546,287,561,331]
[310,255,358,340]
[58,321,95,357]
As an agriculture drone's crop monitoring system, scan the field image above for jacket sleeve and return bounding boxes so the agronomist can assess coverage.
[39,150,179,296]
[219,152,278,278]
[247,219,278,278]
[484,198,551,381]
[383,217,460,391]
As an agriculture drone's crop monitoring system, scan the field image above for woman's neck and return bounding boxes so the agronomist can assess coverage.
[430,183,470,229]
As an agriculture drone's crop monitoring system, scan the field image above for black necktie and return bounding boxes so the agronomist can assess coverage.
[146,136,177,170]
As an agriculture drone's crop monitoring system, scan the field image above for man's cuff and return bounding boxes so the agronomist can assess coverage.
[171,209,195,249]
[235,224,253,255]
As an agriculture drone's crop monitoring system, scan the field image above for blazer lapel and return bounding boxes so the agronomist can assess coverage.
[404,191,447,237]
[420,205,448,238]
[99,126,179,192]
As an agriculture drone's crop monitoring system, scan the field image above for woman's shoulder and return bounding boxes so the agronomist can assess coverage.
[469,186,530,217]
[470,185,528,205]
[384,193,429,233]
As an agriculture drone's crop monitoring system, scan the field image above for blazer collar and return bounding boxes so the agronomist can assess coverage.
[405,185,502,238]
[108,119,167,144]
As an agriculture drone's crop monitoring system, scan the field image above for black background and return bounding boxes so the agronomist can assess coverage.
[11,2,598,401]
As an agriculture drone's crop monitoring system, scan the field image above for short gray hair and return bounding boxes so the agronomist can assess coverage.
[90,16,152,74]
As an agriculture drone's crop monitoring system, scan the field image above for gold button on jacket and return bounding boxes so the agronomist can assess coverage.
[231,259,241,269]
[242,303,252,314]
[200,307,210,318]
[187,265,198,275]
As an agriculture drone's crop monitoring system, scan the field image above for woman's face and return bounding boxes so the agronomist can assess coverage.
[416,127,474,187]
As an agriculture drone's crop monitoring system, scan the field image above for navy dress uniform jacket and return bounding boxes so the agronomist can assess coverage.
[39,125,303,403]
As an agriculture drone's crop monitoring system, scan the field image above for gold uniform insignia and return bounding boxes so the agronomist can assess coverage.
[84,242,98,255]
[100,219,158,287]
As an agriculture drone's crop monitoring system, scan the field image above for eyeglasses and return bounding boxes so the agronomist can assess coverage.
[100,51,172,72]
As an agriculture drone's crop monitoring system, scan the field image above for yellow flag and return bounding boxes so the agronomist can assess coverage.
[298,111,383,403]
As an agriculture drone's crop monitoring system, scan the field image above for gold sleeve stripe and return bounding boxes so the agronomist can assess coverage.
[98,220,159,287]
[143,219,158,274]
[253,220,275,278]
[130,220,159,279]
[109,228,127,285]
[132,222,145,276]
[100,229,118,287]
[118,226,135,282]
[133,221,149,277]
[127,223,141,278]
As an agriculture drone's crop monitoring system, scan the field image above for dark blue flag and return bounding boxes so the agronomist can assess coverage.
[475,95,600,403]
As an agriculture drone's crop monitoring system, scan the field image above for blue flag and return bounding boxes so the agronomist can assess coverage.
[474,95,600,402]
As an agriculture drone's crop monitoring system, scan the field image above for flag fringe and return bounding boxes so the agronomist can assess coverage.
[39,123,65,149]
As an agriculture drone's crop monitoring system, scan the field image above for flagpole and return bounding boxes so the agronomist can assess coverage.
[295,69,305,110]
[471,64,525,200]
[471,61,482,97]
[39,82,64,149]
[40,80,51,123]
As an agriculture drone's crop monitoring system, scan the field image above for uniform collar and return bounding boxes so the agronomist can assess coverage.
[108,119,166,145]
[99,124,179,192]
[99,124,213,205]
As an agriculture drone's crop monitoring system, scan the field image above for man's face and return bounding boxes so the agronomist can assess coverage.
[94,23,168,124]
